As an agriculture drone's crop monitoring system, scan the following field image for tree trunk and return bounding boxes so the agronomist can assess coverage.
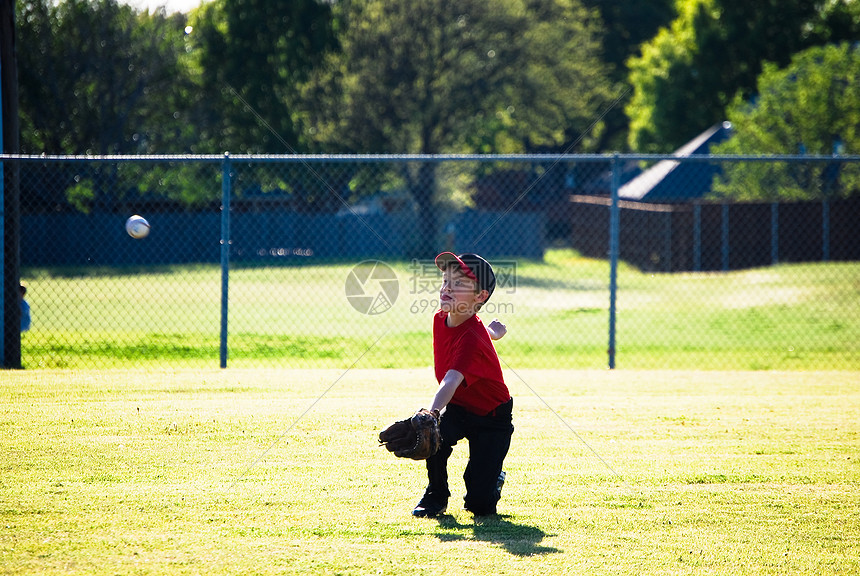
[412,161,438,259]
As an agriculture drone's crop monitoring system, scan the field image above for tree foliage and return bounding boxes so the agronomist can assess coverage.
[14,0,859,214]
[16,0,207,213]
[17,0,192,154]
[580,0,675,150]
[626,0,860,153]
[296,0,614,254]
[189,0,337,153]
[711,43,860,201]
[299,0,613,155]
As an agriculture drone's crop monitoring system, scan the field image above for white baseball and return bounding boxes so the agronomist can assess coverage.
[125,215,151,239]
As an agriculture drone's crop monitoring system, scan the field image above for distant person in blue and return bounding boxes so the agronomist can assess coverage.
[20,284,31,332]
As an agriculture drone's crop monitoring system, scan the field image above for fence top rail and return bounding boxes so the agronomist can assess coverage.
[2,153,859,164]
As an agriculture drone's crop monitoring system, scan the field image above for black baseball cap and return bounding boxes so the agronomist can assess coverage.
[435,252,496,301]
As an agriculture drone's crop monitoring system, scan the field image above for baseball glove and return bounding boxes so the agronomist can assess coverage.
[378,408,441,460]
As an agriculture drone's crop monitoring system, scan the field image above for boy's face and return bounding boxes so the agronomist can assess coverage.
[440,266,488,315]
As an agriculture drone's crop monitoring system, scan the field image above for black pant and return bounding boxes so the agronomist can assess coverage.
[425,398,514,515]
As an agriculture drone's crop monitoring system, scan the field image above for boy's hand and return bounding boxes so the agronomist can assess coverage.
[487,319,507,340]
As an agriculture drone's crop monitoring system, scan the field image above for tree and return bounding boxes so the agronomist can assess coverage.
[17,0,203,212]
[626,0,860,153]
[17,0,192,154]
[299,0,614,254]
[189,0,337,154]
[579,0,675,150]
[710,43,860,201]
[304,0,611,155]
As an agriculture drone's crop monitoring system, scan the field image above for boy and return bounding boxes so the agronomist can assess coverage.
[20,284,31,332]
[413,252,514,518]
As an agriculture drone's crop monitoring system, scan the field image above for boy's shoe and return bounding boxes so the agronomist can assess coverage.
[464,472,507,516]
[412,495,448,518]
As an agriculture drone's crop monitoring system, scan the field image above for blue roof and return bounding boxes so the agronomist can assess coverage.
[619,122,734,202]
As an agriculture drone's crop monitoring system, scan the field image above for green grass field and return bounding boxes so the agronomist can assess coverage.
[1,369,858,575]
[20,250,860,370]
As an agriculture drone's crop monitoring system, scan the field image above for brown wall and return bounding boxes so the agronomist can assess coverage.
[570,196,860,272]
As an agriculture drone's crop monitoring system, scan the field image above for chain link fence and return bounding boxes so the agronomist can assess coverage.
[4,154,859,370]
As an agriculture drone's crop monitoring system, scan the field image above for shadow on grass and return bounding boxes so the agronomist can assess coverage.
[433,514,560,556]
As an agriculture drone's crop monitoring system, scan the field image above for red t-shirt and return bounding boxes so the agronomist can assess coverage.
[433,310,510,416]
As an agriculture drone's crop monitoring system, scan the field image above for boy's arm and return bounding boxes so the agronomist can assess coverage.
[429,369,464,412]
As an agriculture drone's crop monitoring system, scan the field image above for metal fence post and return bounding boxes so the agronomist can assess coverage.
[220,153,231,369]
[693,204,701,272]
[822,200,830,262]
[721,203,730,272]
[608,154,620,369]
[771,202,779,265]
[664,209,672,272]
